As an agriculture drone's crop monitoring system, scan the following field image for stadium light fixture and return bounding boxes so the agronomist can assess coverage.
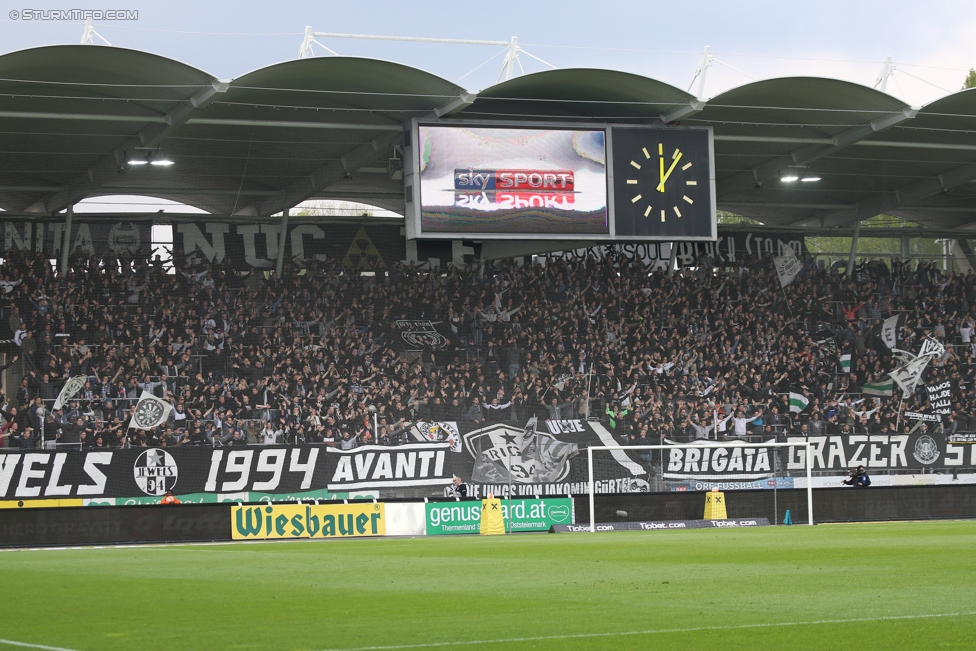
[781,175,799,183]
[800,176,821,182]
[127,149,174,167]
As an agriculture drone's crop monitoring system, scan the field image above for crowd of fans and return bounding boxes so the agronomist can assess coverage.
[0,241,973,452]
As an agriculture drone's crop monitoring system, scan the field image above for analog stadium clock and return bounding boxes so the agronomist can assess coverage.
[611,126,716,240]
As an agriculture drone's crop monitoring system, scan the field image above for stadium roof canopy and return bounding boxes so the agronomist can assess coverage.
[1,44,975,234]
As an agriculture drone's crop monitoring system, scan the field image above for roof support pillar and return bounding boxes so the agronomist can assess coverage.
[60,205,73,274]
[847,219,861,278]
[276,208,290,277]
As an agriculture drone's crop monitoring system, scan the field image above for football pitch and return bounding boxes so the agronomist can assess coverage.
[1,520,974,651]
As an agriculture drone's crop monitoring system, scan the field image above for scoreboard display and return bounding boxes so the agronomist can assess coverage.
[404,120,715,241]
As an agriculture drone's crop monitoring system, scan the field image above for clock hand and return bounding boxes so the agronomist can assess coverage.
[656,151,683,192]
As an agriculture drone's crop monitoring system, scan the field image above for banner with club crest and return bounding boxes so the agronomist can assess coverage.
[1,427,974,503]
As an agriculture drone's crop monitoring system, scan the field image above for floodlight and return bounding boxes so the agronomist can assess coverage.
[801,176,821,182]
[781,175,799,183]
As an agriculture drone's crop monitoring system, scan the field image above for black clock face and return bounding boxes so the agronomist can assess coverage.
[611,127,714,239]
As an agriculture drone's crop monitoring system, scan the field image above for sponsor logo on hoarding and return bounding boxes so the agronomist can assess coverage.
[231,503,385,540]
[424,498,573,535]
[551,519,770,533]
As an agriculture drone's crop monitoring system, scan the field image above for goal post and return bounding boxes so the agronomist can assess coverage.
[586,441,815,531]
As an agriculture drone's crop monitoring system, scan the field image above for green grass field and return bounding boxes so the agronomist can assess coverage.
[1,521,975,651]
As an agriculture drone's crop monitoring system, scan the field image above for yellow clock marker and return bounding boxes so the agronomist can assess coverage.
[657,148,683,192]
[658,143,663,155]
[683,196,694,204]
[686,180,697,186]
[631,194,642,203]
[644,206,652,217]
[682,162,692,170]
[630,160,641,170]
[660,209,666,222]
[627,179,638,184]
[642,147,650,159]
[674,206,682,218]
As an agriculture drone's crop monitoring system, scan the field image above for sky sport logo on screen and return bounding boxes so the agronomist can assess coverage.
[454,169,576,191]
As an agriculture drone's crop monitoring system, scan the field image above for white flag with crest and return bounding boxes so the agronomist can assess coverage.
[773,246,802,288]
[129,391,173,430]
[53,375,87,410]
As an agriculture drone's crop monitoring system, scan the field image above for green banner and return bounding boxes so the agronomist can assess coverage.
[425,498,573,535]
[84,489,378,506]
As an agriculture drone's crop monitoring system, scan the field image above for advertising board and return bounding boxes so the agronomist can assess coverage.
[231,503,386,540]
[424,497,574,535]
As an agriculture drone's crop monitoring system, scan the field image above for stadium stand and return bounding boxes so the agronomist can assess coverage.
[0,244,973,451]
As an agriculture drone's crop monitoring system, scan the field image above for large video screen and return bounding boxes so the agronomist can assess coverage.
[417,125,608,235]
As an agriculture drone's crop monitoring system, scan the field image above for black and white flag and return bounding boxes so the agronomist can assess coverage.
[53,375,87,410]
[889,338,945,395]
[129,391,173,430]
[773,246,802,288]
[881,314,904,349]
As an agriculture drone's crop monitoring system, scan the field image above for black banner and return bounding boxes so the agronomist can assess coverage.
[173,222,404,269]
[0,220,152,259]
[394,320,451,351]
[539,230,806,270]
[5,429,969,502]
[0,420,645,500]
[0,444,452,501]
[448,419,647,499]
[784,433,976,471]
[926,381,953,417]
[671,230,807,268]
[663,439,778,480]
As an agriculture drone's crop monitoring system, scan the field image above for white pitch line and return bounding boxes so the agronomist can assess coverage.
[0,639,83,651]
[317,611,976,651]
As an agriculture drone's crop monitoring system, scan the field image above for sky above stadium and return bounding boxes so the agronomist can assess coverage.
[0,0,973,106]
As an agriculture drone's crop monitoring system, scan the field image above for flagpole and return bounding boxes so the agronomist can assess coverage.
[584,363,593,420]
[895,397,905,433]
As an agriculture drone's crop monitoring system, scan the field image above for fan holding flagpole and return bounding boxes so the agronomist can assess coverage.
[125,391,175,446]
